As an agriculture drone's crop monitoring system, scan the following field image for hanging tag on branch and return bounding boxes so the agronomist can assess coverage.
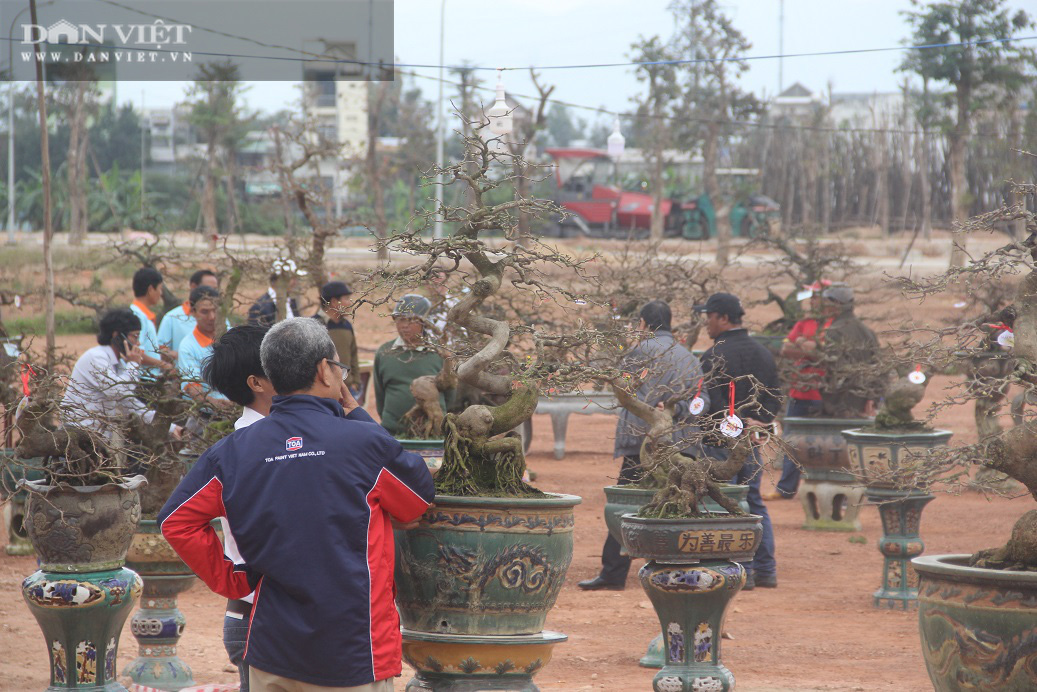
[998,329,1014,350]
[796,289,814,302]
[719,380,743,438]
[907,365,926,385]
[689,378,705,415]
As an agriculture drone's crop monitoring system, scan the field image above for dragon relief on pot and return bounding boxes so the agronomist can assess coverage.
[922,610,1037,688]
[436,543,558,597]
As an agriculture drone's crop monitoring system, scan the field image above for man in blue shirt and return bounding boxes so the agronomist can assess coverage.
[178,286,233,412]
[130,267,174,374]
[157,269,219,357]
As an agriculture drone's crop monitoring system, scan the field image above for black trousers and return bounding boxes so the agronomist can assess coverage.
[599,455,643,585]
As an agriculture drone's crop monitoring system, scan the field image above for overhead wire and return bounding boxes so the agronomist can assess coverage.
[8,0,1032,139]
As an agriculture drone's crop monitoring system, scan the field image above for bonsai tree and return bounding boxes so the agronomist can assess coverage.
[357,122,625,496]
[895,178,1037,569]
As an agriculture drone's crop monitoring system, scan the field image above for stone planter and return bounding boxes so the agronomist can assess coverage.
[395,493,580,691]
[397,438,445,475]
[123,519,198,690]
[914,554,1037,690]
[843,428,953,489]
[19,476,146,692]
[783,416,871,531]
[621,514,763,692]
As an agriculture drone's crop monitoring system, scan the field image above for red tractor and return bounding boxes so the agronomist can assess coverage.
[543,147,684,238]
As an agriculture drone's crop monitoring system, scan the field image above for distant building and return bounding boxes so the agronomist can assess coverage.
[143,105,198,172]
[770,82,825,123]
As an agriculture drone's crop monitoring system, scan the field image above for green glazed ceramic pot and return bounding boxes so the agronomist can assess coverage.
[394,493,581,636]
[621,514,763,692]
[843,427,952,489]
[914,554,1037,691]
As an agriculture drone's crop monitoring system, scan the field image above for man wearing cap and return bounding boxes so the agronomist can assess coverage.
[373,294,448,436]
[579,300,709,591]
[695,292,782,589]
[248,258,306,328]
[313,281,361,395]
[818,282,881,417]
[765,281,834,500]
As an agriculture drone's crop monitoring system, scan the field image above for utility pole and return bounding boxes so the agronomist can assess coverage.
[778,0,785,93]
[140,90,146,222]
[29,0,55,367]
[433,0,445,240]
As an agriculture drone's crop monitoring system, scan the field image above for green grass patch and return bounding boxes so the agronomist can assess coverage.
[4,311,96,336]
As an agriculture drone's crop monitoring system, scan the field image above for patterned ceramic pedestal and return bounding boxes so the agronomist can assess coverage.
[19,476,146,692]
[602,485,751,670]
[799,469,866,532]
[122,575,197,689]
[123,520,198,690]
[867,488,934,609]
[2,450,43,556]
[783,417,871,532]
[23,567,143,691]
[4,498,34,555]
[401,629,566,691]
[621,515,763,692]
[914,554,1037,690]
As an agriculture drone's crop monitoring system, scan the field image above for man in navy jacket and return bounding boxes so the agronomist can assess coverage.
[160,317,435,690]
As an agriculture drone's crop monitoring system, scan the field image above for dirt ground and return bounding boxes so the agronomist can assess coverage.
[0,230,1028,690]
[0,382,1024,691]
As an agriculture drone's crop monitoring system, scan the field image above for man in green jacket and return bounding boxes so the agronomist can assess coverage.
[373,294,447,436]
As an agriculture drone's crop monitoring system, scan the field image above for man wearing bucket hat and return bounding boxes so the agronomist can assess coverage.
[373,294,449,435]
[765,280,834,500]
[817,282,882,417]
[694,292,782,589]
[247,258,307,328]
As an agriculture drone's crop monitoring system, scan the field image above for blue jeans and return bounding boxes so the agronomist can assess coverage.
[224,615,249,692]
[775,398,824,496]
[707,445,776,579]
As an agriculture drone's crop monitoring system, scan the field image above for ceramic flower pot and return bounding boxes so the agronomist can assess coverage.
[395,492,580,691]
[603,484,751,670]
[621,514,763,692]
[783,416,871,531]
[20,476,146,692]
[914,554,1037,691]
[843,427,952,489]
[396,438,445,475]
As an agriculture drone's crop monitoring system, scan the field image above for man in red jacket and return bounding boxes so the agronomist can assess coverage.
[160,317,435,691]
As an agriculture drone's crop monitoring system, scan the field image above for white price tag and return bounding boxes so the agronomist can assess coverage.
[13,295,21,308]
[907,370,926,385]
[689,396,705,415]
[998,330,1014,349]
[953,301,967,309]
[796,289,814,302]
[720,414,744,438]
[3,343,18,358]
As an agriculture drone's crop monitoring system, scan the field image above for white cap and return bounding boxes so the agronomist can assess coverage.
[272,257,308,277]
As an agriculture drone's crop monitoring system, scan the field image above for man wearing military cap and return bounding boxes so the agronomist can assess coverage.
[313,280,362,395]
[373,294,449,435]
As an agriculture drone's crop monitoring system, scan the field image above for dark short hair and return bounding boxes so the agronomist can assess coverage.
[189,269,217,287]
[132,267,163,298]
[261,317,336,394]
[640,300,672,332]
[97,308,141,346]
[189,285,220,308]
[203,325,268,406]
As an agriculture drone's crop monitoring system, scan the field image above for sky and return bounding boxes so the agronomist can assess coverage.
[106,0,1021,131]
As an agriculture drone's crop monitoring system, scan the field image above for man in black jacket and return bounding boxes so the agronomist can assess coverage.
[695,292,782,588]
